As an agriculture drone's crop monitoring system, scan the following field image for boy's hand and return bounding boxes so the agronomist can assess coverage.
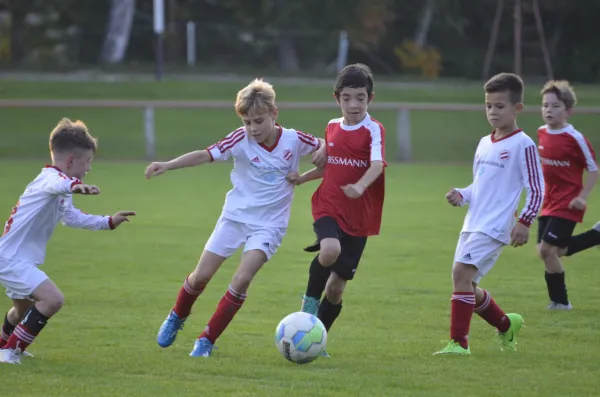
[145,162,169,179]
[510,222,530,247]
[445,189,462,206]
[286,171,302,185]
[568,196,586,210]
[341,183,365,199]
[72,184,100,195]
[111,211,136,228]
[312,145,327,168]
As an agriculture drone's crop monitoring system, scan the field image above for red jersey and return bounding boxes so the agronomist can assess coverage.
[538,124,597,222]
[311,114,386,237]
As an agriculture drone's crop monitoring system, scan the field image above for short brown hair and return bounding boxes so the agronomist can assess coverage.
[334,63,374,99]
[484,73,524,104]
[540,80,577,109]
[234,79,276,117]
[49,118,98,154]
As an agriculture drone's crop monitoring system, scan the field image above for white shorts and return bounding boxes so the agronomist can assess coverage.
[204,217,286,260]
[453,232,505,284]
[0,258,49,300]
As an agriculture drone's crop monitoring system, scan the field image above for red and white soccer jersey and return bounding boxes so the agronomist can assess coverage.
[537,124,597,222]
[0,166,114,265]
[207,125,320,228]
[311,114,386,237]
[455,129,544,244]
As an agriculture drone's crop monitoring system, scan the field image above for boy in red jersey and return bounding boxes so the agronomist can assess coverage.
[537,80,599,311]
[287,63,385,357]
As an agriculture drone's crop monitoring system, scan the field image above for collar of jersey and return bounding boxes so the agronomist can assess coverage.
[339,113,370,131]
[490,128,522,143]
[45,164,64,172]
[544,123,574,135]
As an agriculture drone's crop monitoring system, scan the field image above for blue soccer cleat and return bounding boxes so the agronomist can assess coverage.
[190,337,214,357]
[300,294,320,316]
[157,310,186,348]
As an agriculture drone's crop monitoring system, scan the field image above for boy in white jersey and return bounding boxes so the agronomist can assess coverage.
[0,118,135,364]
[434,73,544,355]
[145,78,325,357]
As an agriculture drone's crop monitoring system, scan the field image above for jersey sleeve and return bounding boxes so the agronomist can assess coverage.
[574,133,598,172]
[206,128,245,162]
[368,123,386,164]
[296,130,320,156]
[518,144,545,226]
[61,199,113,230]
[40,173,82,196]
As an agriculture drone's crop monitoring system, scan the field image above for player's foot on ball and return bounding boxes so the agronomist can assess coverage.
[300,295,320,316]
[190,337,214,357]
[547,301,572,311]
[157,310,186,348]
[303,240,320,252]
[433,340,471,355]
[497,313,523,352]
[0,348,22,364]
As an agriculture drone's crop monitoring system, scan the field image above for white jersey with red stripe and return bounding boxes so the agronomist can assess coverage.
[0,166,114,265]
[207,125,320,228]
[455,129,544,244]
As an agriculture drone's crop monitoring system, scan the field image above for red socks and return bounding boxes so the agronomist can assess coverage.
[474,289,510,333]
[450,292,475,349]
[199,285,246,344]
[172,275,205,319]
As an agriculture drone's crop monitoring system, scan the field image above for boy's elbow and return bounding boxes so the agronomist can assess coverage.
[371,161,384,173]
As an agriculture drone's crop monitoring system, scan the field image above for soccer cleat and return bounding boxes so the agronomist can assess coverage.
[497,313,523,351]
[300,295,320,316]
[189,337,214,357]
[0,348,22,364]
[547,302,572,311]
[433,340,471,355]
[300,296,331,357]
[22,351,34,358]
[157,310,186,348]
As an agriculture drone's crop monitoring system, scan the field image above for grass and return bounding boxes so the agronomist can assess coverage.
[0,80,599,162]
[1,78,600,395]
[1,160,600,397]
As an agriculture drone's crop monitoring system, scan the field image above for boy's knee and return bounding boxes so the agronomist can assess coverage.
[538,243,558,260]
[325,274,346,303]
[319,239,341,266]
[452,262,477,284]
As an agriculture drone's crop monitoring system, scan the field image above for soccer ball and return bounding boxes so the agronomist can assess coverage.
[275,311,327,364]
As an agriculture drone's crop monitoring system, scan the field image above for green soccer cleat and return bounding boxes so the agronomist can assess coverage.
[497,313,523,352]
[433,340,471,355]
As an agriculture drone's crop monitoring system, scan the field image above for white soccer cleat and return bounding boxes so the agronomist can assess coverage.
[22,350,34,358]
[547,302,572,311]
[0,348,22,364]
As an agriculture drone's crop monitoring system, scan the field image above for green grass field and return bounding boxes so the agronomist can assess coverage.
[1,79,600,396]
[1,161,599,397]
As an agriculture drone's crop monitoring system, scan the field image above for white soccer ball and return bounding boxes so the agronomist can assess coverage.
[275,311,328,364]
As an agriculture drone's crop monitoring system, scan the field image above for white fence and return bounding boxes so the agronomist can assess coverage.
[1,99,600,161]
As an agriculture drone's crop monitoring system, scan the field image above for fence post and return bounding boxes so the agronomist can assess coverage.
[144,107,156,161]
[186,21,196,66]
[396,107,411,162]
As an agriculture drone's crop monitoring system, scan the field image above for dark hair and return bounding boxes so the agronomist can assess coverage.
[49,118,98,154]
[334,63,374,98]
[484,73,524,104]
